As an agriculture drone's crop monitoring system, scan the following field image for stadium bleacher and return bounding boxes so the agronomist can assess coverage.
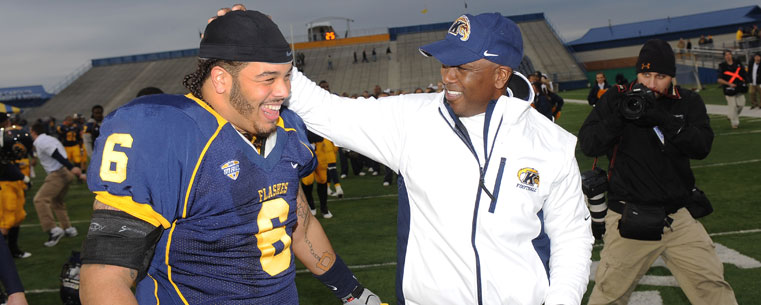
[24,12,588,120]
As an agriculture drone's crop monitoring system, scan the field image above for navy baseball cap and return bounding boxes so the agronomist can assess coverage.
[200,10,292,64]
[419,13,523,68]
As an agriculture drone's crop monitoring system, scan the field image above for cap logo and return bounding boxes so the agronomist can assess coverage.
[641,63,650,69]
[448,15,471,42]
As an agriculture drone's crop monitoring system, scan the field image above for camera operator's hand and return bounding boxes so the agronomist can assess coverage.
[633,104,670,128]
[591,221,606,241]
[633,103,684,134]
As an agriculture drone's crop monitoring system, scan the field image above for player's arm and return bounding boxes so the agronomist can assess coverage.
[80,200,162,305]
[291,185,382,305]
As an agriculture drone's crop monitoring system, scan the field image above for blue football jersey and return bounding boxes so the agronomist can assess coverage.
[87,94,316,304]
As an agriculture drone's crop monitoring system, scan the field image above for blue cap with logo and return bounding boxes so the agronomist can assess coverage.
[419,13,523,68]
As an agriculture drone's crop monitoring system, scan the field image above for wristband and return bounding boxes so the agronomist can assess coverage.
[313,255,360,299]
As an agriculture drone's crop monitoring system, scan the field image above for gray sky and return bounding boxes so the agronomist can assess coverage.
[1,0,757,91]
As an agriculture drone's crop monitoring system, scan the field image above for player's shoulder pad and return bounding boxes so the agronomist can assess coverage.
[106,94,220,134]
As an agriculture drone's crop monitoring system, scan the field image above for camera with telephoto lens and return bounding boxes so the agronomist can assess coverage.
[620,83,656,120]
[581,167,609,240]
[581,167,608,199]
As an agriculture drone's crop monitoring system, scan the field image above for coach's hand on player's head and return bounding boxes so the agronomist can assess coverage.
[208,4,247,24]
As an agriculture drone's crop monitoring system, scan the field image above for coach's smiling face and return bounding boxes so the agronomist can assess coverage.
[441,58,511,117]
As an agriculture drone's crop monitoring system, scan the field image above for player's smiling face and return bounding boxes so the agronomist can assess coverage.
[441,58,502,117]
[228,62,292,137]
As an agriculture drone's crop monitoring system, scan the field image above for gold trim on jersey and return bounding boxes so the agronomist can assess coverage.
[185,93,228,127]
[164,93,228,304]
[94,192,171,229]
[147,273,160,304]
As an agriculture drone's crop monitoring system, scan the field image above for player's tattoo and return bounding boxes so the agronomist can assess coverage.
[297,186,321,261]
[317,252,334,272]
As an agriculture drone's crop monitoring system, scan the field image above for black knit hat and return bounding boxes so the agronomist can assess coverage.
[636,39,675,77]
[200,10,292,63]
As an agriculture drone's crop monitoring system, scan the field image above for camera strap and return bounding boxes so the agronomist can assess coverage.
[591,141,620,180]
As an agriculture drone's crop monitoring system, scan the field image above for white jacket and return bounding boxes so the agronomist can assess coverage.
[289,70,593,305]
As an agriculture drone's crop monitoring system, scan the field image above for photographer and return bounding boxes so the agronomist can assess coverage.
[578,39,737,305]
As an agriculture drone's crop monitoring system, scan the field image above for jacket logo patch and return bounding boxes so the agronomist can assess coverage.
[221,160,240,180]
[448,15,471,41]
[516,167,539,192]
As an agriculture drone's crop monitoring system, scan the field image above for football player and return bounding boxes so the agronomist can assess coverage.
[56,115,84,167]
[79,10,381,305]
[0,115,33,259]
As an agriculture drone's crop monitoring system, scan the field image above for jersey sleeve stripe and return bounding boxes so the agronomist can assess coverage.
[94,191,171,229]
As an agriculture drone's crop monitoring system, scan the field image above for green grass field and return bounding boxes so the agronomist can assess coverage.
[7,99,761,304]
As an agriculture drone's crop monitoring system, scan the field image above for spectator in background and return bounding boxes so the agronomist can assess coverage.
[371,48,377,62]
[136,86,163,97]
[615,73,629,87]
[718,49,747,128]
[353,50,358,63]
[436,81,444,92]
[361,90,370,98]
[587,72,610,106]
[413,88,423,93]
[698,35,707,46]
[373,85,382,98]
[362,49,369,63]
[82,105,103,161]
[386,46,392,60]
[686,39,692,53]
[677,38,686,57]
[748,53,761,109]
[30,122,85,247]
[327,54,333,70]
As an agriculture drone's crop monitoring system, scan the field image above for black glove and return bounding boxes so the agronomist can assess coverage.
[633,104,670,128]
[592,222,606,240]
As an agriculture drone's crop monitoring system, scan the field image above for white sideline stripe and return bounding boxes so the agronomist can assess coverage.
[629,291,664,305]
[295,262,397,274]
[26,288,59,294]
[716,129,761,136]
[20,194,400,228]
[692,159,761,169]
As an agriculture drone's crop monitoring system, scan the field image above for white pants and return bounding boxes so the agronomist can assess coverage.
[724,94,745,127]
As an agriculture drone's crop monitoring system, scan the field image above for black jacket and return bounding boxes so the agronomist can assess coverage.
[718,60,747,95]
[587,82,611,106]
[747,60,761,86]
[578,84,713,208]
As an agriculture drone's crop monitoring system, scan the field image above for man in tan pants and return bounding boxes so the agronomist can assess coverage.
[579,39,736,305]
[30,122,86,247]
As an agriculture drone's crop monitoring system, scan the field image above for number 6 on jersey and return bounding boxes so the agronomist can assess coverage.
[99,133,133,183]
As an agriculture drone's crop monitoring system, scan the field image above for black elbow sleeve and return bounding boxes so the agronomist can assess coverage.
[81,210,163,281]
